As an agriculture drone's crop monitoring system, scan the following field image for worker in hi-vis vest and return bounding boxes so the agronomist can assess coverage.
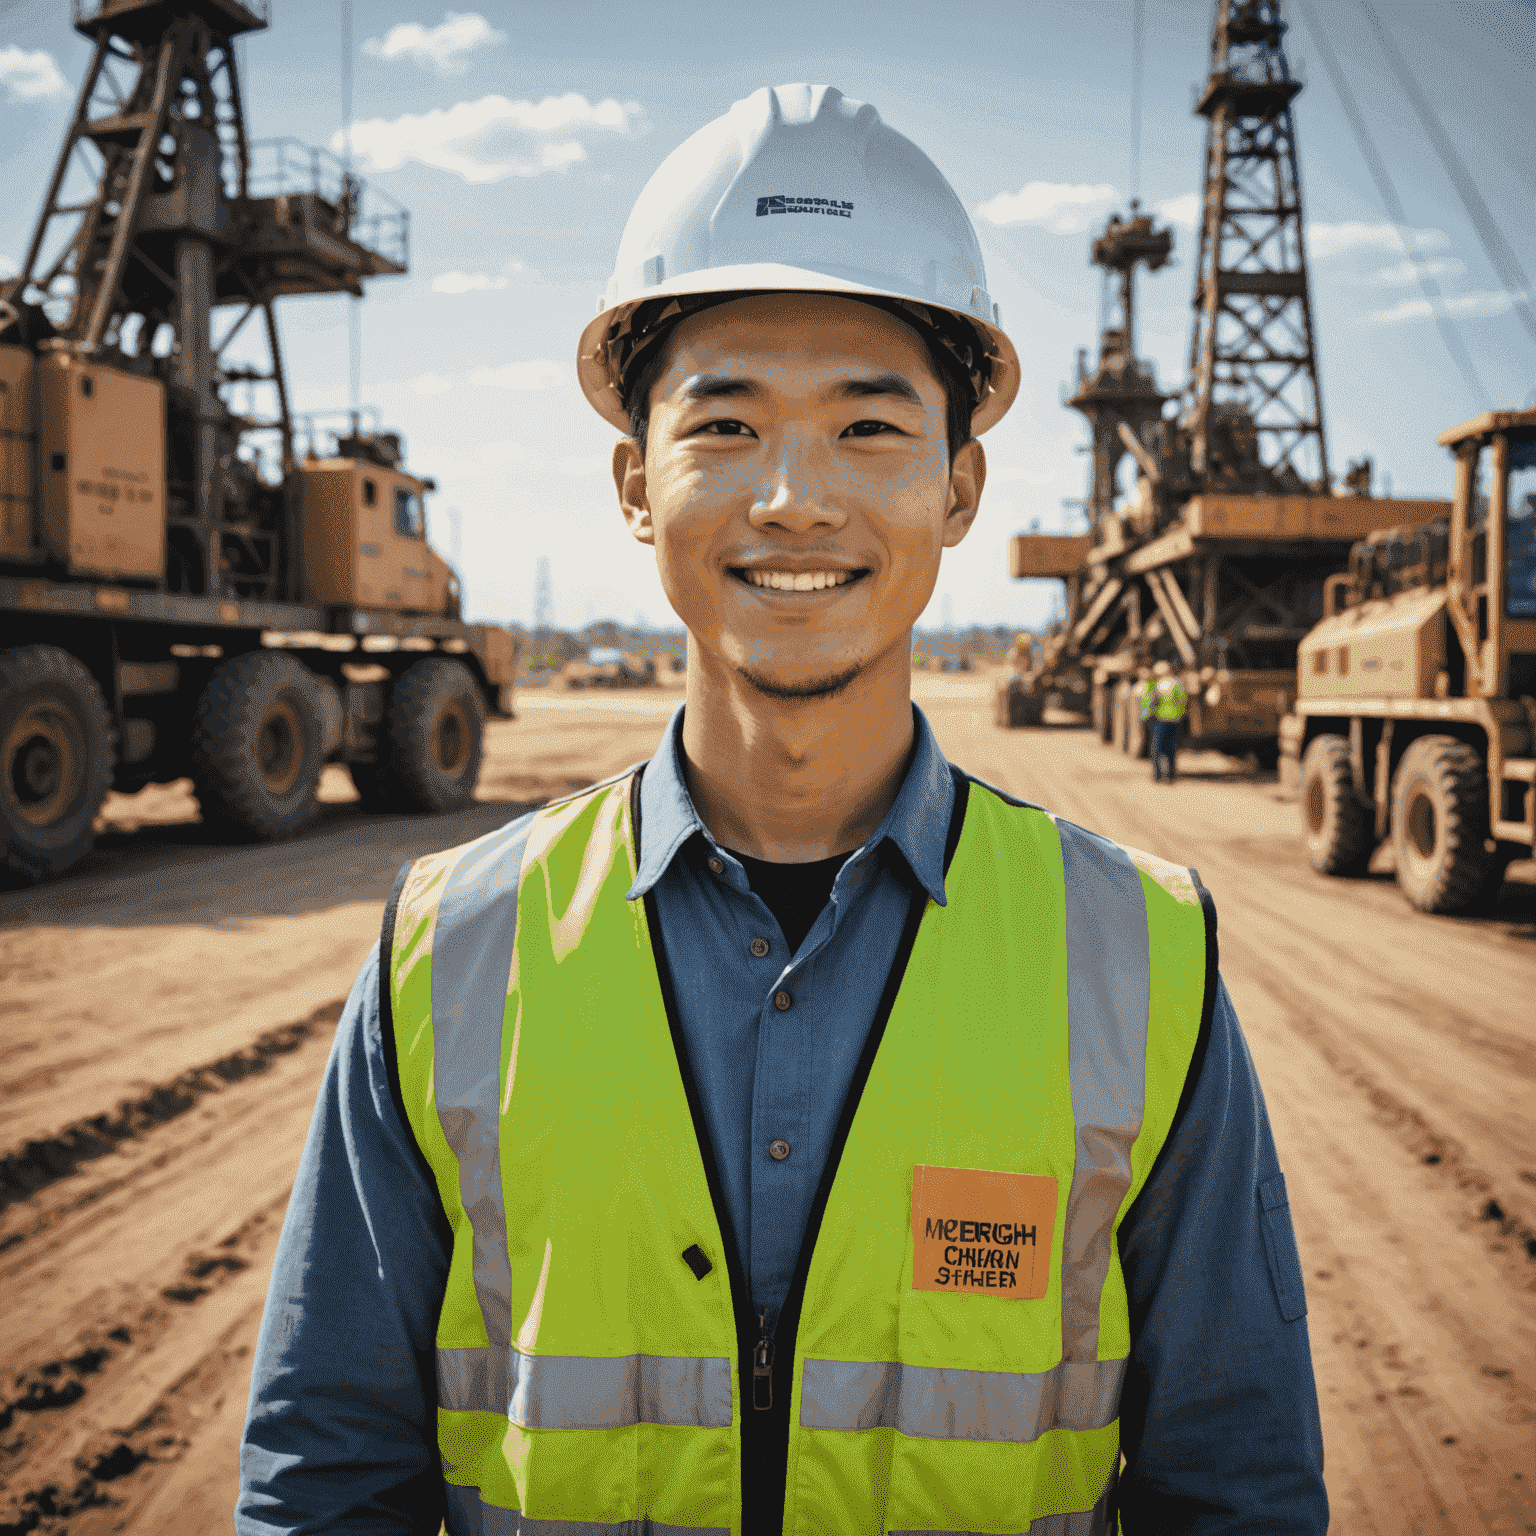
[1150,659,1190,785]
[237,86,1325,1536]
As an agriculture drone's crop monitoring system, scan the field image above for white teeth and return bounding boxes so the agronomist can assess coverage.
[745,569,852,590]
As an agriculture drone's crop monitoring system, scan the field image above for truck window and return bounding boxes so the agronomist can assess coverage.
[363,478,377,506]
[1507,440,1536,619]
[393,487,424,539]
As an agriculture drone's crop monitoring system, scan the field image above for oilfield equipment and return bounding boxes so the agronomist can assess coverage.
[1000,0,1448,754]
[0,0,514,881]
[1287,408,1536,913]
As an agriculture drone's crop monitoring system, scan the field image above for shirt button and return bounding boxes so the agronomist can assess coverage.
[774,990,792,1011]
[750,937,770,958]
[707,856,724,875]
[769,1139,791,1161]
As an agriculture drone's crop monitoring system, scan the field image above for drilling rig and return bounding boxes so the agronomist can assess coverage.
[0,0,515,882]
[1002,0,1447,759]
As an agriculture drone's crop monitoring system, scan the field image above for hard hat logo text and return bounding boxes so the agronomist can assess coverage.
[757,195,854,219]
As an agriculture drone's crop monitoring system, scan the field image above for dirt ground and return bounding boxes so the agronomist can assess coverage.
[1,671,1531,1534]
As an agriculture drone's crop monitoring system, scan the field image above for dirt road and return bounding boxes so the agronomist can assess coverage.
[1,675,1531,1533]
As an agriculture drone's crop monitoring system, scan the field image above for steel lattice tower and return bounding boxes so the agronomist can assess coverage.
[1186,0,1328,490]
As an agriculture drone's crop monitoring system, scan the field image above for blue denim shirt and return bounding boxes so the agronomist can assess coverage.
[238,706,1327,1534]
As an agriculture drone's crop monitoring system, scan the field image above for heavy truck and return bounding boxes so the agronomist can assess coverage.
[0,0,515,883]
[1001,0,1446,761]
[1284,408,1536,914]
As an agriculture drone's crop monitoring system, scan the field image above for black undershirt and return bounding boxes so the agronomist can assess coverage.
[725,848,848,955]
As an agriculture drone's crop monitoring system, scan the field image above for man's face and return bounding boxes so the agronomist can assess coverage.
[613,293,985,698]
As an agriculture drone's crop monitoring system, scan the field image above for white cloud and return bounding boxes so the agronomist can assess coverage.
[363,12,504,75]
[340,93,645,184]
[1364,256,1466,287]
[431,259,537,294]
[1308,221,1450,259]
[467,360,569,390]
[976,181,1119,235]
[1369,289,1522,324]
[410,372,455,394]
[1156,192,1200,228]
[0,254,17,279]
[0,45,67,102]
[480,440,604,477]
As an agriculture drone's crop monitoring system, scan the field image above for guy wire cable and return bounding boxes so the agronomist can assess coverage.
[1290,0,1491,408]
[1355,0,1536,356]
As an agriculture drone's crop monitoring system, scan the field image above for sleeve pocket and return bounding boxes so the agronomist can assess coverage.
[1258,1174,1308,1322]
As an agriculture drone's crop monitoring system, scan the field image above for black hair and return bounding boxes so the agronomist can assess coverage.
[623,299,977,464]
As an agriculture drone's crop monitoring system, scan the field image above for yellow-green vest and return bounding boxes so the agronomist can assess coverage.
[383,768,1212,1535]
[1152,680,1189,723]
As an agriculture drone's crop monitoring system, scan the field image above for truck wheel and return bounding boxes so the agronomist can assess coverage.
[1301,734,1374,876]
[191,652,323,841]
[1390,735,1492,914]
[0,645,114,882]
[371,659,484,814]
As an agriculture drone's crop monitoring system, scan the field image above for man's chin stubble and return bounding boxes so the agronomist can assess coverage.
[736,662,864,702]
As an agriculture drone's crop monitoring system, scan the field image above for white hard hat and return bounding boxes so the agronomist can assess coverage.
[577,83,1021,435]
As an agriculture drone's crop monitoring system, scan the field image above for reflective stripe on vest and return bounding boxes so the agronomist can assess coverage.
[387,771,1209,1534]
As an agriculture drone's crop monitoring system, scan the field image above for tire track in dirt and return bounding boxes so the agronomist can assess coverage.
[0,1000,343,1229]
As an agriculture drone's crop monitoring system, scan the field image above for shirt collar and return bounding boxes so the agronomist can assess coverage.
[627,702,955,907]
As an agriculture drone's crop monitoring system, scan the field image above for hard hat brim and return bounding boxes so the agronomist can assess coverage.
[577,262,1021,437]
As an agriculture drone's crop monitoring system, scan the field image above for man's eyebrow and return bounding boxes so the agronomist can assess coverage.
[831,372,923,405]
[679,374,765,402]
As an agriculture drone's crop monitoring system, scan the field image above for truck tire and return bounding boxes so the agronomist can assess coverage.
[367,658,484,814]
[1301,734,1374,876]
[0,645,114,882]
[191,651,324,841]
[1390,735,1492,914]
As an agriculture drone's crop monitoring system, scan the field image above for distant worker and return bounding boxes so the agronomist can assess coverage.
[1133,663,1154,723]
[1008,629,1034,674]
[239,85,1325,1535]
[1151,658,1189,783]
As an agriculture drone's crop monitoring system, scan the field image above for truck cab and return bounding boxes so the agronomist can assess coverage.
[1284,408,1536,912]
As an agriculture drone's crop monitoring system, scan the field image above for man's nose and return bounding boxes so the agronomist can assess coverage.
[748,443,847,535]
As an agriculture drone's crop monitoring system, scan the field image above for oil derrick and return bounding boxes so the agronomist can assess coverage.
[3,0,406,601]
[1065,204,1173,542]
[1186,0,1327,491]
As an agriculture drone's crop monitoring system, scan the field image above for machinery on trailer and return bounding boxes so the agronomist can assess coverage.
[1285,408,1536,913]
[1001,0,1444,759]
[0,0,514,882]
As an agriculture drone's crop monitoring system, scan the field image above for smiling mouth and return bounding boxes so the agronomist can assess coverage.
[731,567,867,593]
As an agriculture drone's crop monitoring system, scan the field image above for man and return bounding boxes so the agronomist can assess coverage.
[238,85,1325,1534]
[1150,659,1189,784]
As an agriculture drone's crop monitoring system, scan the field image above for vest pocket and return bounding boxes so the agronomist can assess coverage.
[1258,1174,1307,1322]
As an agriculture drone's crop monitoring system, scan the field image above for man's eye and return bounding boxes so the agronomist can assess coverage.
[698,419,755,437]
[843,420,901,438]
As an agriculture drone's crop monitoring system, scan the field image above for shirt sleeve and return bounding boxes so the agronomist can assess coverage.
[1115,975,1329,1534]
[237,942,450,1536]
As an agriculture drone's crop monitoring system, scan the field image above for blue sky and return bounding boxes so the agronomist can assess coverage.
[2,0,1532,630]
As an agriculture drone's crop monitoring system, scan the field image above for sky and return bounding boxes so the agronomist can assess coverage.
[1,0,1532,631]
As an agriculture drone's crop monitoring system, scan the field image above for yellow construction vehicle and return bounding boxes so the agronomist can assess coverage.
[0,0,515,881]
[1283,408,1536,913]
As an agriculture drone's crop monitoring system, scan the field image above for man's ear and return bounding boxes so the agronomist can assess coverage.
[941,438,986,548]
[613,437,654,546]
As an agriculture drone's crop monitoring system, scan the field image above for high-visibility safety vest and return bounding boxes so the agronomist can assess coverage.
[1152,679,1189,723]
[383,767,1213,1535]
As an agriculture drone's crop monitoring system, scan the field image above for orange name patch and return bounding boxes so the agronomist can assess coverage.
[911,1164,1058,1301]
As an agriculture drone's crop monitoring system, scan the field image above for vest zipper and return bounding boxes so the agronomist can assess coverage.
[752,1307,775,1410]
[635,766,968,1534]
